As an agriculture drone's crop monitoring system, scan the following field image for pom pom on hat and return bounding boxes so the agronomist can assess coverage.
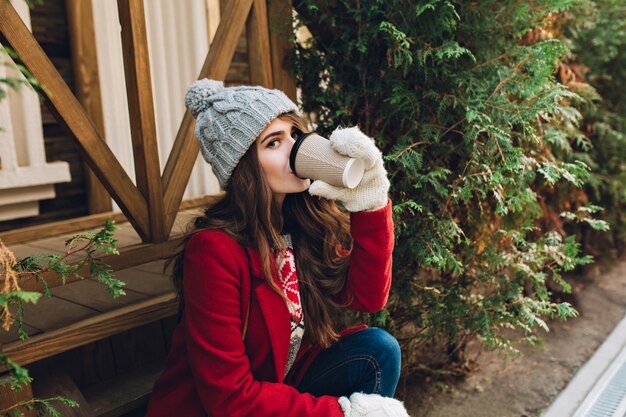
[185,79,225,117]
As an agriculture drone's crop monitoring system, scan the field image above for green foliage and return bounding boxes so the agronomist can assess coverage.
[12,218,125,302]
[292,0,623,372]
[0,47,46,103]
[561,0,626,250]
[0,218,121,416]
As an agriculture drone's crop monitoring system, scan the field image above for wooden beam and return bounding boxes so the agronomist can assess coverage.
[65,0,113,215]
[117,0,165,243]
[0,293,178,371]
[162,118,198,236]
[247,0,273,88]
[0,212,127,246]
[162,0,253,236]
[0,195,217,246]
[31,365,95,417]
[0,2,150,240]
[19,238,184,293]
[268,0,297,101]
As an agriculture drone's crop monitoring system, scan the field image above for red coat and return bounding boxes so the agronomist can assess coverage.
[146,201,394,417]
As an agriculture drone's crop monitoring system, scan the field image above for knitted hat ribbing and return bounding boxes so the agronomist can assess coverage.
[185,79,299,188]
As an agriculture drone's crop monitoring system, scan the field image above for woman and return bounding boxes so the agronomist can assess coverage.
[145,79,409,417]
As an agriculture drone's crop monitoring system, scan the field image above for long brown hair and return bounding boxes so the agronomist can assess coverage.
[167,113,352,348]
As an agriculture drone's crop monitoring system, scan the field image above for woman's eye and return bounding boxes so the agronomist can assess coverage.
[267,139,280,148]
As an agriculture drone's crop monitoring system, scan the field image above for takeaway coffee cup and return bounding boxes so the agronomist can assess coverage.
[289,132,365,189]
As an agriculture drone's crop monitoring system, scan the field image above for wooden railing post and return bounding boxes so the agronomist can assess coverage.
[268,0,297,102]
[66,0,113,215]
[117,0,166,243]
[247,0,274,88]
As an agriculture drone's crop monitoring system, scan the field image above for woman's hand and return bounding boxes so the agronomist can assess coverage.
[338,393,410,417]
[308,126,390,212]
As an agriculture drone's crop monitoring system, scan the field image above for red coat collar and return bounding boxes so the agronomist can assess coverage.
[245,246,270,281]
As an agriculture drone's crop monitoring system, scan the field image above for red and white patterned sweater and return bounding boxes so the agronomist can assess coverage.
[272,234,304,380]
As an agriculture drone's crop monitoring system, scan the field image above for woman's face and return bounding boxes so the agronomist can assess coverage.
[256,117,311,205]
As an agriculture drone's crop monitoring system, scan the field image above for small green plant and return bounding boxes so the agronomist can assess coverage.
[0,219,122,416]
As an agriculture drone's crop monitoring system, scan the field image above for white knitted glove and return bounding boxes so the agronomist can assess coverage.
[338,392,410,417]
[308,126,390,212]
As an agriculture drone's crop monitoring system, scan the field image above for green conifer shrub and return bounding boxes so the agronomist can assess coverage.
[291,0,618,373]
[559,0,626,255]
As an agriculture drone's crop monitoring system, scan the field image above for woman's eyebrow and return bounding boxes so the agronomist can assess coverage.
[261,130,284,143]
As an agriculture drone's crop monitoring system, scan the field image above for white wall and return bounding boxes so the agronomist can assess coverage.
[91,0,221,214]
[0,0,71,221]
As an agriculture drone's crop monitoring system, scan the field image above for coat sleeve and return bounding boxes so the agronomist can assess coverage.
[339,198,395,312]
[182,231,345,417]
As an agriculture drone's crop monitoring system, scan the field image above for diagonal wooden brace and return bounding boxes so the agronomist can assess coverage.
[0,1,150,241]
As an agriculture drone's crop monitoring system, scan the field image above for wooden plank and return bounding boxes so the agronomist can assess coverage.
[161,0,253,237]
[117,0,165,243]
[0,324,40,345]
[268,0,297,101]
[20,296,98,332]
[66,0,113,215]
[161,117,199,234]
[0,1,150,241]
[246,0,273,88]
[31,364,95,417]
[0,292,178,370]
[18,238,183,293]
[51,279,148,313]
[0,195,215,246]
[110,322,165,375]
[82,361,164,417]
[113,267,173,297]
[55,339,116,388]
[30,0,69,46]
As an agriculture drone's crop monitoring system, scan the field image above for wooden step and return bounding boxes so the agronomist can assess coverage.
[31,364,96,417]
[0,292,177,371]
[82,361,163,417]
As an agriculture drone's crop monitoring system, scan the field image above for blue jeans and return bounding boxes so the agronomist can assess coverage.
[296,327,401,398]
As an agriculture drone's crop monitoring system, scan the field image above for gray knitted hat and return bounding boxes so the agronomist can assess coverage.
[185,79,299,188]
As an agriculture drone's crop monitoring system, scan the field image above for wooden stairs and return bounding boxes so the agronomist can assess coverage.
[0,207,201,417]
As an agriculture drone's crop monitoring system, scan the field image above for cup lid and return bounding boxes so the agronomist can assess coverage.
[342,158,365,189]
